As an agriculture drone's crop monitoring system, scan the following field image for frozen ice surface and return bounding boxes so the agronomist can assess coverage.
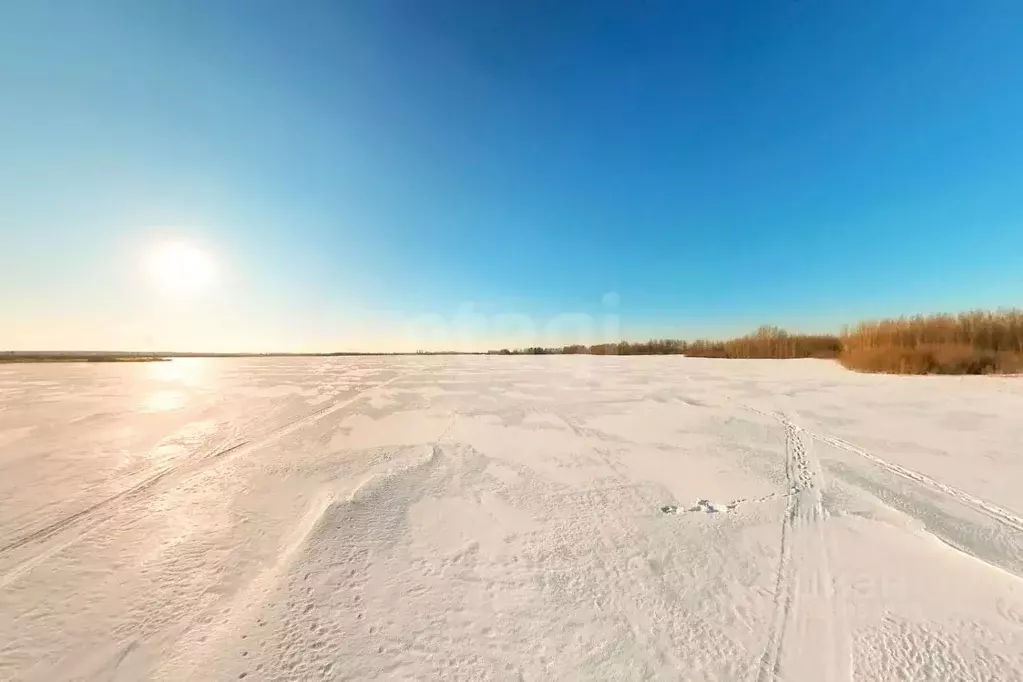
[1,356,1022,680]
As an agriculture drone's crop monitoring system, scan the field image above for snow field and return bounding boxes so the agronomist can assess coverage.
[1,356,1022,680]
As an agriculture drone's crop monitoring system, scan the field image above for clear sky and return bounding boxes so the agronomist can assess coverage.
[3,0,1022,352]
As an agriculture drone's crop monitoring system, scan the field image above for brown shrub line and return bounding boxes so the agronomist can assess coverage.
[838,308,1023,374]
[490,309,1023,374]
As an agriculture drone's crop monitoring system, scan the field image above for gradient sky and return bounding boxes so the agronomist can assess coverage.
[3,0,1023,352]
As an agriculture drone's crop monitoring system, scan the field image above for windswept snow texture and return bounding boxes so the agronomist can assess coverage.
[2,357,1023,681]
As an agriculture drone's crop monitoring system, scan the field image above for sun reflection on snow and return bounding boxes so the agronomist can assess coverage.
[148,358,207,385]
[141,359,208,412]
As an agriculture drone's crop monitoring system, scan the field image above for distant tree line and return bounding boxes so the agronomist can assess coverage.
[488,326,841,359]
[487,309,1023,375]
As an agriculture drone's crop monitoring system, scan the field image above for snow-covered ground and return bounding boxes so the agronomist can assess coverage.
[1,356,1022,681]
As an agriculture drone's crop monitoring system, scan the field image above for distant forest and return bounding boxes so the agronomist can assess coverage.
[489,309,1023,375]
[8,310,1019,375]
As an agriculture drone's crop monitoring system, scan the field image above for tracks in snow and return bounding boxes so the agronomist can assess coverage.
[746,399,1023,680]
[797,416,1023,584]
[754,411,851,682]
[0,439,249,557]
[744,400,1023,535]
[809,431,1023,535]
[0,372,412,588]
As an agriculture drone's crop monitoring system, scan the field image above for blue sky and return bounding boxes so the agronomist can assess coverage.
[3,1,1022,351]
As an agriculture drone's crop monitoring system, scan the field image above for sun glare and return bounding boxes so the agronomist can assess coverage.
[147,242,217,296]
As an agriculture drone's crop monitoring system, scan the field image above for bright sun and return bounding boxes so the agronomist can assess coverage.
[146,242,217,296]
